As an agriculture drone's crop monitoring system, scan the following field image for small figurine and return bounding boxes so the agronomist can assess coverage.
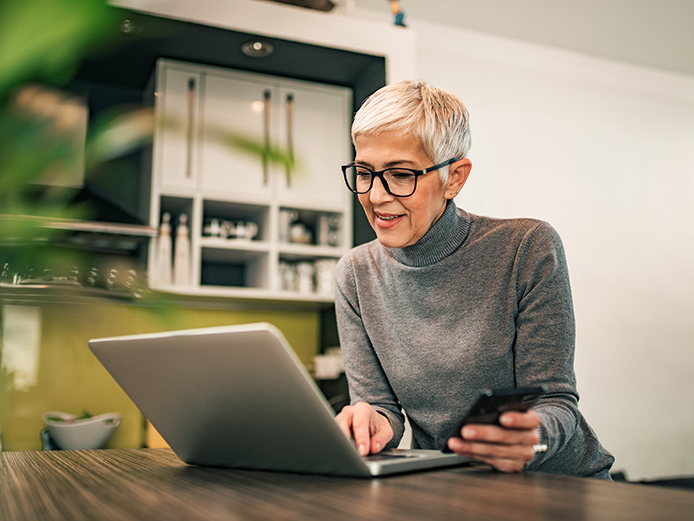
[173,213,191,287]
[157,212,172,286]
[388,0,406,27]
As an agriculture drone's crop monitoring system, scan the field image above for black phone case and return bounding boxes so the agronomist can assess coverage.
[442,386,546,452]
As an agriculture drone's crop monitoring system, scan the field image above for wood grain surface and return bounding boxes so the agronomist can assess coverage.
[2,449,693,521]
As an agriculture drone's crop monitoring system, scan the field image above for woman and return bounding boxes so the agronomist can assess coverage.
[334,79,614,478]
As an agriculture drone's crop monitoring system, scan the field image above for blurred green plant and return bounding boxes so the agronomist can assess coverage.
[0,0,120,449]
[0,0,117,97]
[0,0,299,451]
[0,0,134,273]
[0,0,294,290]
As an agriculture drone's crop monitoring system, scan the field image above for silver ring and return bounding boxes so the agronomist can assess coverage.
[533,443,548,453]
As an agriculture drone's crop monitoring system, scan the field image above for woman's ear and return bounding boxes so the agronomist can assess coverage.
[445,159,472,199]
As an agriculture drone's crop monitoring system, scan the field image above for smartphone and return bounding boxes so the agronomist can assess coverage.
[442,386,547,452]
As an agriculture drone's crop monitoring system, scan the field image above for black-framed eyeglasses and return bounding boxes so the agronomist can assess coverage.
[341,158,458,198]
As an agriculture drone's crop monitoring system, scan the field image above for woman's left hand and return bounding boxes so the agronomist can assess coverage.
[445,410,542,473]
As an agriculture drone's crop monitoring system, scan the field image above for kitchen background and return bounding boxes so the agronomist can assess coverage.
[1,0,693,482]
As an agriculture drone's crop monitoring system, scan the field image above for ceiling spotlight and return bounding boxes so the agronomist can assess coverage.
[241,40,275,58]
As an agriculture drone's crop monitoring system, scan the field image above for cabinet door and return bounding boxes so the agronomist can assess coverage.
[198,73,274,200]
[155,66,201,191]
[276,84,352,210]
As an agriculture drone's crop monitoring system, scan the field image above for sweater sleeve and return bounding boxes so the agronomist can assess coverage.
[334,253,406,448]
[511,221,582,469]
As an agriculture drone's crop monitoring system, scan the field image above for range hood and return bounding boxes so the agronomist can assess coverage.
[7,84,155,254]
[3,184,157,254]
[263,0,336,12]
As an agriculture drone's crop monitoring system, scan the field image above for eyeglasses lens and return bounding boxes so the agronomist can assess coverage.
[347,167,416,197]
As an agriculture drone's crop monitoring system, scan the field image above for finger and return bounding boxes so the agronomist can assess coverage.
[464,439,536,462]
[350,403,375,456]
[334,406,355,440]
[498,410,541,430]
[447,438,535,466]
[369,414,394,454]
[461,424,539,447]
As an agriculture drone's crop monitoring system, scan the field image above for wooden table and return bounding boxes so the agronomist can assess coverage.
[2,448,693,520]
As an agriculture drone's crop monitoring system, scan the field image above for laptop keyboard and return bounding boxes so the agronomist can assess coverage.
[365,453,417,461]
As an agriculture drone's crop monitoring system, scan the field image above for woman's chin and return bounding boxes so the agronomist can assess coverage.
[374,230,413,249]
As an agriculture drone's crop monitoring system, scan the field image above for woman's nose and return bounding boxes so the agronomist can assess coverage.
[369,176,394,203]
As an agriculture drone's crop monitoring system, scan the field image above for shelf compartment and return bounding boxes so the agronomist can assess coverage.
[202,200,269,242]
[160,195,193,216]
[200,247,269,289]
[279,207,344,248]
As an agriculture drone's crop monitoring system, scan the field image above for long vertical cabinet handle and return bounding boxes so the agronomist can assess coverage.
[185,77,196,179]
[285,93,294,188]
[263,90,271,186]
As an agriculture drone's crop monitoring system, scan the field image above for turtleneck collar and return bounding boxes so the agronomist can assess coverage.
[387,199,471,267]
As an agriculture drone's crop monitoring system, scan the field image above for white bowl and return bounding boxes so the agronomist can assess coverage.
[43,411,122,450]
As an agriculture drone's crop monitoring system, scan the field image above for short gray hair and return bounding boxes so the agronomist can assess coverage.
[351,80,472,182]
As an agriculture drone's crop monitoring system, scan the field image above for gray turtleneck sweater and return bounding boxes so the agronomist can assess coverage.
[334,200,614,479]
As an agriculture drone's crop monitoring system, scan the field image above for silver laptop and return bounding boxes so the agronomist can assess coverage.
[88,322,470,477]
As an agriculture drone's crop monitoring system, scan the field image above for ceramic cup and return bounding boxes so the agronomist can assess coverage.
[231,221,258,240]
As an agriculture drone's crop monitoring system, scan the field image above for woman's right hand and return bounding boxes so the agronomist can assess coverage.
[335,401,394,456]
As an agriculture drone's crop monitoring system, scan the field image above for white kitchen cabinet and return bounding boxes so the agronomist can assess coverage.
[275,83,352,210]
[152,66,202,193]
[148,59,353,302]
[198,72,273,201]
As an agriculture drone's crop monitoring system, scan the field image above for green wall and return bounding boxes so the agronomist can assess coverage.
[0,295,322,451]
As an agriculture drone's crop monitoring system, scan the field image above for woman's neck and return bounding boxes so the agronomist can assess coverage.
[388,199,470,267]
